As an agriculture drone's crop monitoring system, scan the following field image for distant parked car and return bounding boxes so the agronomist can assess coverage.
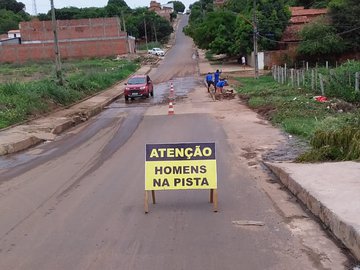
[148,48,165,56]
[124,75,154,101]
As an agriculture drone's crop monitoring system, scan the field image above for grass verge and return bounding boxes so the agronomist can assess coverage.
[235,75,360,161]
[0,58,138,129]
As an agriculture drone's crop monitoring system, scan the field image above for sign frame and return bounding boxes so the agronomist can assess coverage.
[144,142,218,213]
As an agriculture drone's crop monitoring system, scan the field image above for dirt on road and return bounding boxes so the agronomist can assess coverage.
[144,83,352,269]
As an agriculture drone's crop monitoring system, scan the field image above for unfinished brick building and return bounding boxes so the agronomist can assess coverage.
[0,17,135,63]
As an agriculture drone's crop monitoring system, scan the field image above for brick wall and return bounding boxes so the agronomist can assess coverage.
[264,49,298,68]
[0,17,133,63]
[0,38,130,63]
[20,17,123,42]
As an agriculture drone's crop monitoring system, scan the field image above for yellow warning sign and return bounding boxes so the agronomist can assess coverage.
[145,143,217,190]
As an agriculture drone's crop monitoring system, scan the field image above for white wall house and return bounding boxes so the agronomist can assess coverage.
[8,30,21,38]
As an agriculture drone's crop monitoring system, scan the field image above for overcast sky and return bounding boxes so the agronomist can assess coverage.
[20,0,195,15]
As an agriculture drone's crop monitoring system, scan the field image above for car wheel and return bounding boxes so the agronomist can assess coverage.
[125,95,129,101]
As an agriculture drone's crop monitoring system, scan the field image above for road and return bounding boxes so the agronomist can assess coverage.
[0,15,355,270]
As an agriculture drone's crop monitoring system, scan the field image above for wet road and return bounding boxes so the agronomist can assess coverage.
[0,15,353,270]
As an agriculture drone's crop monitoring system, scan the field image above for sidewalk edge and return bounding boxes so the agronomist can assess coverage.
[264,162,360,261]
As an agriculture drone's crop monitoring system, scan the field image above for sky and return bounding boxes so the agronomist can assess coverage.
[20,0,194,15]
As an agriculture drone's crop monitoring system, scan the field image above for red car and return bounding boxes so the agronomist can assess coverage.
[124,75,154,101]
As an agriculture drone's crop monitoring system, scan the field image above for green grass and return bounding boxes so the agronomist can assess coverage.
[236,76,331,139]
[0,58,138,129]
[236,75,360,161]
[138,42,162,50]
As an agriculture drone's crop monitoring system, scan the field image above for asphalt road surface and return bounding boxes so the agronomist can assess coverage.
[0,15,355,270]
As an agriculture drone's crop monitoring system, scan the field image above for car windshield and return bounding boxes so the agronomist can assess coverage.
[127,77,146,85]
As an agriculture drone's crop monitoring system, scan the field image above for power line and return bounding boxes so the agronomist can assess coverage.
[256,25,360,45]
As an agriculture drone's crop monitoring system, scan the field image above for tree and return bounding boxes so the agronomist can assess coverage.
[190,10,237,54]
[125,8,173,43]
[185,0,290,56]
[0,0,25,13]
[297,17,345,60]
[105,0,130,16]
[330,0,360,52]
[0,9,23,34]
[51,7,82,20]
[168,1,185,13]
[0,0,30,34]
[107,0,129,7]
[256,0,290,51]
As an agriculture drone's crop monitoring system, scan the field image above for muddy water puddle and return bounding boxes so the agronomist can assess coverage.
[111,77,200,108]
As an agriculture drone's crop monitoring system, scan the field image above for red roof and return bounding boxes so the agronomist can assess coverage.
[291,7,327,17]
[290,16,310,24]
[281,6,328,43]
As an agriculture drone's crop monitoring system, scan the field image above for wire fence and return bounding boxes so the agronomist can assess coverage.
[272,61,360,102]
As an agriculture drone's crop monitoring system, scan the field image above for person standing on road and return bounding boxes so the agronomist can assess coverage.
[214,69,221,85]
[214,69,222,91]
[241,56,246,68]
[205,72,214,92]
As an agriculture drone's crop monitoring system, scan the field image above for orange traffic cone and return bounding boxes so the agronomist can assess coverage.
[168,101,175,115]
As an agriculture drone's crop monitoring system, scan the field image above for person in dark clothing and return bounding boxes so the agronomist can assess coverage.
[205,72,214,92]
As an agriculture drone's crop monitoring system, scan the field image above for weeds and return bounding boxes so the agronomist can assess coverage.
[236,75,360,162]
[0,58,138,129]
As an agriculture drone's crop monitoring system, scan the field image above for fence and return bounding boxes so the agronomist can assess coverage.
[272,62,360,102]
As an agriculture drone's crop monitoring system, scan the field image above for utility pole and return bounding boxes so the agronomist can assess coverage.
[153,23,158,43]
[50,0,63,85]
[253,0,259,79]
[144,15,148,50]
[32,0,38,15]
[121,10,126,33]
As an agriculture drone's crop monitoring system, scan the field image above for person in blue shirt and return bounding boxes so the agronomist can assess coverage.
[216,78,227,94]
[214,69,222,90]
[205,72,214,92]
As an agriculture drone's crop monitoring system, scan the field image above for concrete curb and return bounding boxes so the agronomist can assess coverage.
[265,162,360,260]
[0,94,123,155]
[0,136,44,155]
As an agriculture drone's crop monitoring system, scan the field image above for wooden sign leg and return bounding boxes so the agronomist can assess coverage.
[213,189,218,212]
[151,190,156,204]
[144,191,149,214]
[210,189,214,203]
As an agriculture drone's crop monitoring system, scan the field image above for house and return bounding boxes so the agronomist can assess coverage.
[8,30,21,38]
[149,1,174,22]
[264,7,328,67]
[0,30,21,46]
[281,6,328,49]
